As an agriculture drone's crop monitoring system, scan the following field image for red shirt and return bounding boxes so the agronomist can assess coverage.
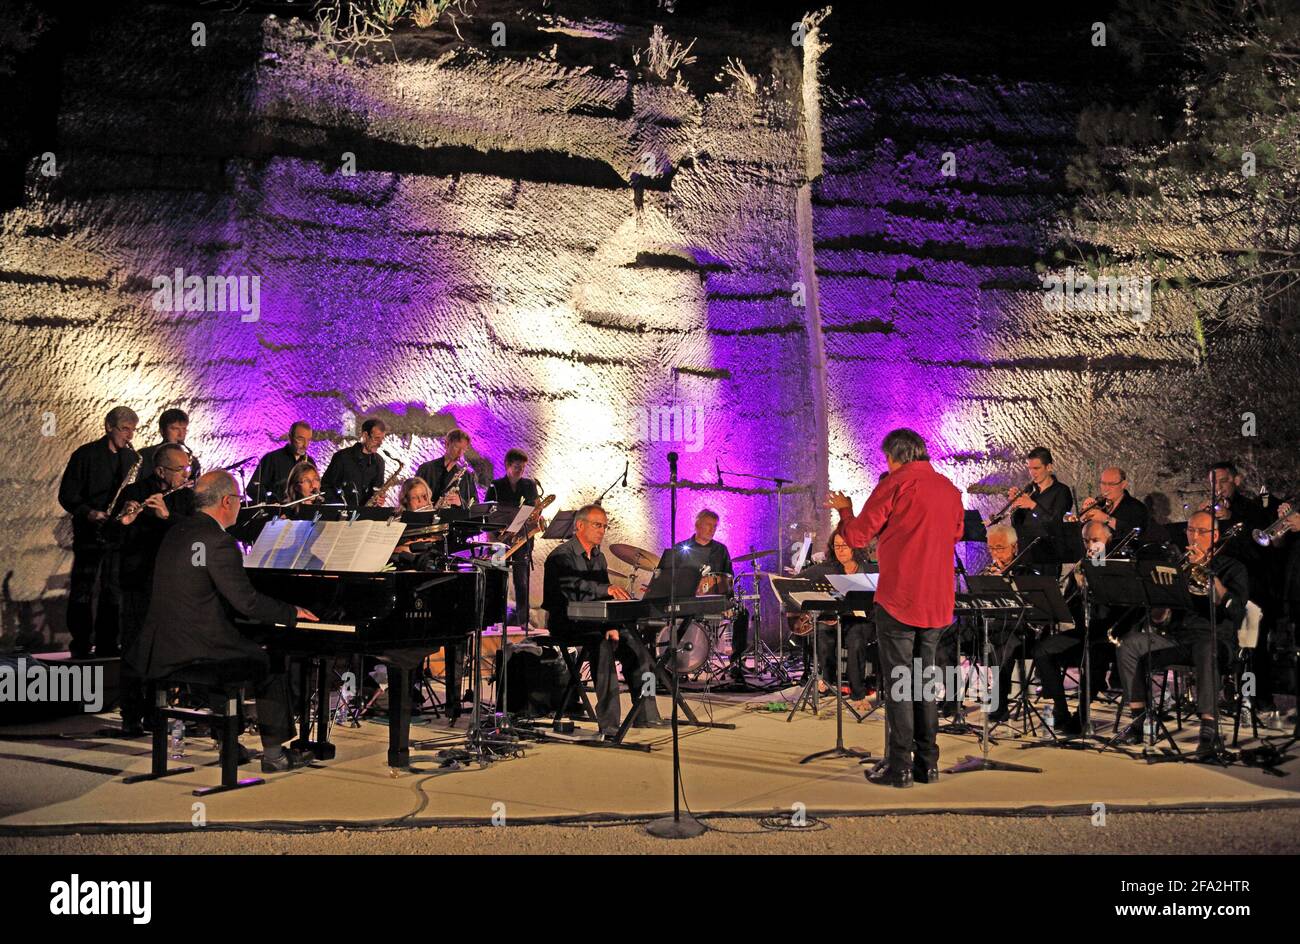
[838,460,965,629]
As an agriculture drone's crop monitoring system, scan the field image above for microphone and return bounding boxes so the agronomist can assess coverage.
[621,461,628,488]
[667,451,679,482]
[716,459,722,486]
[222,455,257,471]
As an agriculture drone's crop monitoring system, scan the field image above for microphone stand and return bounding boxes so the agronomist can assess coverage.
[647,455,705,839]
[594,461,629,507]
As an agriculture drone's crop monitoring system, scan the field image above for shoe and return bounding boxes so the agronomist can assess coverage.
[118,723,145,738]
[912,765,939,784]
[69,645,92,661]
[260,748,314,773]
[1053,710,1082,736]
[1197,724,1224,755]
[865,762,913,788]
[986,704,1010,724]
[632,718,671,729]
[1118,712,1147,745]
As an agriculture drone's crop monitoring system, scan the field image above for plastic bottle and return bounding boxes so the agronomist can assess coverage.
[168,719,185,759]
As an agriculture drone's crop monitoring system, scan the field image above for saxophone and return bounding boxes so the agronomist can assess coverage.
[366,456,404,507]
[433,461,467,510]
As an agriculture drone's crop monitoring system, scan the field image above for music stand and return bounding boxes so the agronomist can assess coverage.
[542,511,579,541]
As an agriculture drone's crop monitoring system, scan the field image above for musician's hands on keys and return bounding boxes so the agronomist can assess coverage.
[88,509,109,524]
[296,607,320,621]
[446,492,462,507]
[608,585,631,601]
[118,501,143,525]
[1011,493,1036,510]
[605,629,620,641]
[825,490,852,511]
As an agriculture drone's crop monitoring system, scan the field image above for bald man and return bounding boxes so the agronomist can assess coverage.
[124,471,319,772]
[1079,466,1149,546]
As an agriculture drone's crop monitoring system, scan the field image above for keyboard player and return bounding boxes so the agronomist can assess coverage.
[124,470,321,773]
[542,503,665,737]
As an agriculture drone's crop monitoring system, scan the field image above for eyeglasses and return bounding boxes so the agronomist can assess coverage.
[585,521,608,530]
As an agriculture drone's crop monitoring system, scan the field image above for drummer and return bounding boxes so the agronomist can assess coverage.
[675,509,734,589]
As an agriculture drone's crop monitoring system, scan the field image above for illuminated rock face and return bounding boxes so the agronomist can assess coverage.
[2,7,1294,640]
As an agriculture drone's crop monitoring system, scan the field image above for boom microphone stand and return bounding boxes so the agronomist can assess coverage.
[647,453,705,839]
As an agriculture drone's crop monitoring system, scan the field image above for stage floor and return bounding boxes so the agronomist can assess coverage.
[1,686,1297,834]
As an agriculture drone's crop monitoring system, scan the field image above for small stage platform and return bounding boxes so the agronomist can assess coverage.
[1,684,1296,834]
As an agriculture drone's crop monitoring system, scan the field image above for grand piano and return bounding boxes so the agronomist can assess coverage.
[242,565,506,768]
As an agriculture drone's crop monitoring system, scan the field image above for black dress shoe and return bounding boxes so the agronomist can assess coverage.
[912,766,939,784]
[1053,710,1082,736]
[260,748,313,773]
[1118,713,1147,745]
[119,723,145,738]
[986,704,1010,724]
[866,763,913,788]
[632,718,671,729]
[1197,725,1224,755]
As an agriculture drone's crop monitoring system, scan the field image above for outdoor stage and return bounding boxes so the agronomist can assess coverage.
[2,686,1296,837]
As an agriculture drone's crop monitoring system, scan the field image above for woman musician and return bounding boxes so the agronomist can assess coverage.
[793,532,877,713]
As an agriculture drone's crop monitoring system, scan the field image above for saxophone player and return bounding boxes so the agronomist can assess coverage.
[484,449,542,627]
[415,428,478,512]
[321,419,386,507]
[1116,510,1247,753]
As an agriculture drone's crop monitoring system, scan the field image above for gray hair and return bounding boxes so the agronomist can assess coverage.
[105,406,138,429]
[881,428,929,465]
[575,503,605,524]
[986,523,1018,545]
[194,470,239,510]
[154,442,188,467]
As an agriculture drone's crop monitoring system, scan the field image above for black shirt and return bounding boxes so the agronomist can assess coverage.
[107,475,195,591]
[484,475,541,509]
[1013,478,1075,566]
[249,444,314,503]
[416,457,479,509]
[1105,491,1150,545]
[660,538,733,578]
[137,442,201,480]
[321,443,384,506]
[1178,554,1249,644]
[542,538,611,639]
[58,436,140,547]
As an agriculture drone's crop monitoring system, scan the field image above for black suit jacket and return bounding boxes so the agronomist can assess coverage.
[542,538,611,639]
[126,513,296,679]
[249,444,314,503]
[1013,479,1075,566]
[322,443,384,506]
[58,437,139,547]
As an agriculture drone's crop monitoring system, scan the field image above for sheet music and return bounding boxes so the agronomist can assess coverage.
[245,519,403,571]
[826,572,879,595]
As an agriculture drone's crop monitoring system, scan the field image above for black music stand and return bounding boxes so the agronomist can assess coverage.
[542,511,578,541]
[1095,560,1187,755]
[798,605,872,764]
[945,580,1042,776]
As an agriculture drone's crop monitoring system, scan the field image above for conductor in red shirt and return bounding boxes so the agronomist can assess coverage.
[828,428,964,788]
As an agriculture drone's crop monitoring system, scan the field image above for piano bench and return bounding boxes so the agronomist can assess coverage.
[122,678,265,797]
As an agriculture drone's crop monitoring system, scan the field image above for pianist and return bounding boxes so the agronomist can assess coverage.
[542,503,664,737]
[124,470,320,773]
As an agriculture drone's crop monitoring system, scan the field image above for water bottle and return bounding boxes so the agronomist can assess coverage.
[168,719,185,759]
[1042,705,1054,731]
[1143,714,1155,741]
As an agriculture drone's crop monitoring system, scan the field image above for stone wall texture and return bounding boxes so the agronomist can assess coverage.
[1,3,1296,644]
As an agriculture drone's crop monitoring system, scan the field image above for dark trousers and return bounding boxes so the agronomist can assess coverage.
[1118,631,1222,717]
[728,606,751,663]
[1034,628,1111,714]
[177,656,295,746]
[67,544,121,655]
[876,604,940,770]
[118,587,151,728]
[510,553,531,625]
[816,619,874,699]
[580,628,661,733]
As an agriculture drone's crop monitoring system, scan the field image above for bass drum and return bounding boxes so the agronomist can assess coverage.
[655,620,712,674]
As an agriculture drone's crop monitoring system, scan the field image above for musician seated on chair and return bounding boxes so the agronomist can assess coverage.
[979,522,1046,724]
[542,503,665,738]
[798,532,877,712]
[1033,519,1132,735]
[123,470,321,773]
[1116,510,1247,753]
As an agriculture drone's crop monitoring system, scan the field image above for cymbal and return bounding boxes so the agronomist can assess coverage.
[732,548,777,564]
[609,543,660,570]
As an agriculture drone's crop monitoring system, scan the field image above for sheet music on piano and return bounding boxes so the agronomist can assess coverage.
[244,518,404,571]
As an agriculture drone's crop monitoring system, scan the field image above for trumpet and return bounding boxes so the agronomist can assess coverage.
[1180,521,1243,596]
[984,481,1038,527]
[1253,501,1297,546]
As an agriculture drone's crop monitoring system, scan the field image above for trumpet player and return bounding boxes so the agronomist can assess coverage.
[1008,447,1074,573]
[1078,467,1148,544]
[110,442,196,735]
[137,408,201,481]
[415,428,478,512]
[1116,511,1247,753]
[321,418,386,507]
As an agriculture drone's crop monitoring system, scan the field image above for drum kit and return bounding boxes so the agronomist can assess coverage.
[607,542,790,685]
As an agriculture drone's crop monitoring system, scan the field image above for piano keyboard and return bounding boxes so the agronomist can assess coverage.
[278,620,357,634]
